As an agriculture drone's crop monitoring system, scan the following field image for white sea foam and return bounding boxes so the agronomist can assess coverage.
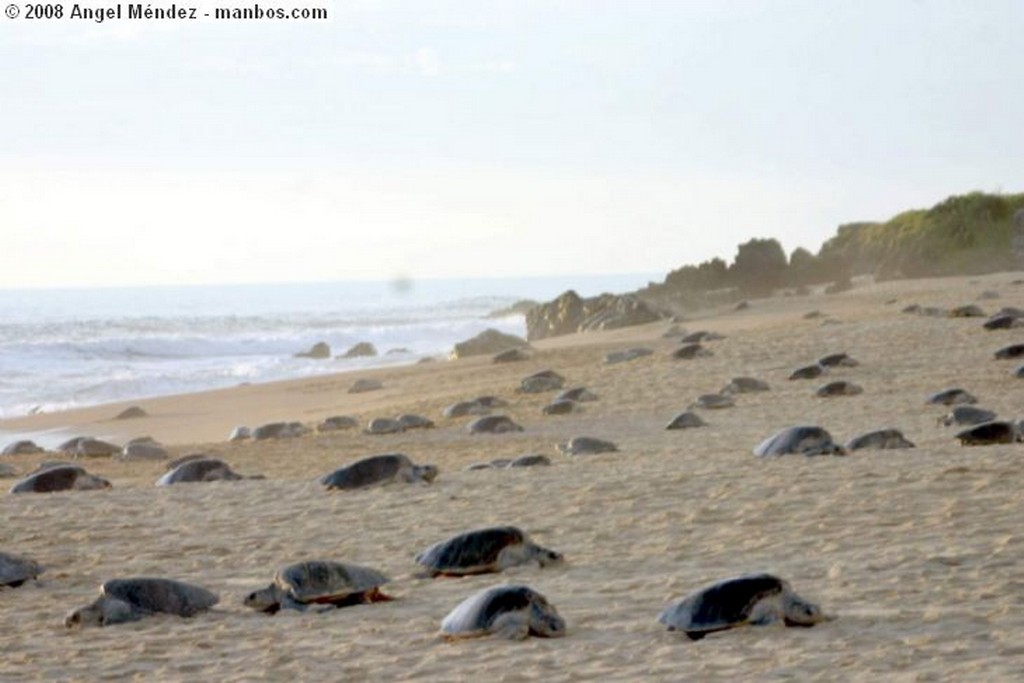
[0,274,656,418]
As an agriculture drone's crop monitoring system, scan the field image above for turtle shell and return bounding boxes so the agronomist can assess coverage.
[417,527,530,575]
[754,426,845,456]
[0,552,42,587]
[440,584,566,639]
[276,561,390,604]
[658,573,787,638]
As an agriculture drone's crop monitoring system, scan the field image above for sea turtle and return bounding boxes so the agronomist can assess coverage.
[1,440,44,456]
[983,315,1023,330]
[65,577,219,628]
[0,552,42,588]
[939,406,997,427]
[10,465,111,494]
[397,414,435,430]
[493,348,531,363]
[927,388,977,406]
[474,396,509,408]
[440,584,566,640]
[228,426,252,441]
[845,428,915,451]
[690,394,735,410]
[542,400,580,416]
[320,453,438,490]
[119,441,169,461]
[114,406,148,420]
[658,573,831,640]
[681,330,725,343]
[555,387,599,403]
[508,454,551,468]
[605,348,653,364]
[348,378,383,393]
[316,416,360,432]
[817,352,858,368]
[721,377,770,394]
[72,438,122,458]
[156,458,250,486]
[558,436,618,455]
[252,422,307,440]
[994,343,1024,360]
[443,400,491,418]
[949,304,986,318]
[666,411,707,430]
[518,370,565,394]
[364,417,406,435]
[754,426,846,457]
[815,380,864,397]
[416,526,563,577]
[467,415,524,434]
[955,421,1019,446]
[789,365,825,380]
[243,560,392,614]
[671,344,712,360]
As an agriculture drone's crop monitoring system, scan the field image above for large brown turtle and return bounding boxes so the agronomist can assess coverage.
[320,453,438,490]
[243,560,392,614]
[65,577,219,628]
[0,551,42,588]
[9,465,111,494]
[659,573,831,640]
[416,526,563,577]
[440,584,566,640]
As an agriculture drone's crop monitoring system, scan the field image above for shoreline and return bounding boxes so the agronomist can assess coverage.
[2,270,1023,680]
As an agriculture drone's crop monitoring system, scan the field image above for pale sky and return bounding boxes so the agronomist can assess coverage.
[1,0,1021,289]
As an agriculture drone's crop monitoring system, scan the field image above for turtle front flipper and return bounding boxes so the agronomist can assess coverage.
[280,594,311,612]
[491,612,531,640]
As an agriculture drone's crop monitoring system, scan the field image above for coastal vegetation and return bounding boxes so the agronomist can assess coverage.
[639,191,1024,309]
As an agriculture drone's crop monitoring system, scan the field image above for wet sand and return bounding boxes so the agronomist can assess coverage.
[2,272,1023,681]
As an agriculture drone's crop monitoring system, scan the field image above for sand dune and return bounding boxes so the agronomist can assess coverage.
[2,272,1023,681]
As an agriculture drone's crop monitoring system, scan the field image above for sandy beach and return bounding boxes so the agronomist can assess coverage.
[2,272,1023,682]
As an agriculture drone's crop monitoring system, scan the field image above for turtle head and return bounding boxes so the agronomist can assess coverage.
[782,594,832,626]
[532,545,564,568]
[243,585,282,614]
[415,465,439,483]
[528,596,567,638]
[64,604,101,628]
[64,596,134,628]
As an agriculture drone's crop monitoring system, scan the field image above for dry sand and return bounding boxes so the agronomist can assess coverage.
[2,272,1023,681]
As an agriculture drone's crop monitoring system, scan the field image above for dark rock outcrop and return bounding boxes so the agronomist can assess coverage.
[525,290,662,341]
[450,328,530,360]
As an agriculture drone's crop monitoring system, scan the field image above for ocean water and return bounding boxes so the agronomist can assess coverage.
[0,274,657,419]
